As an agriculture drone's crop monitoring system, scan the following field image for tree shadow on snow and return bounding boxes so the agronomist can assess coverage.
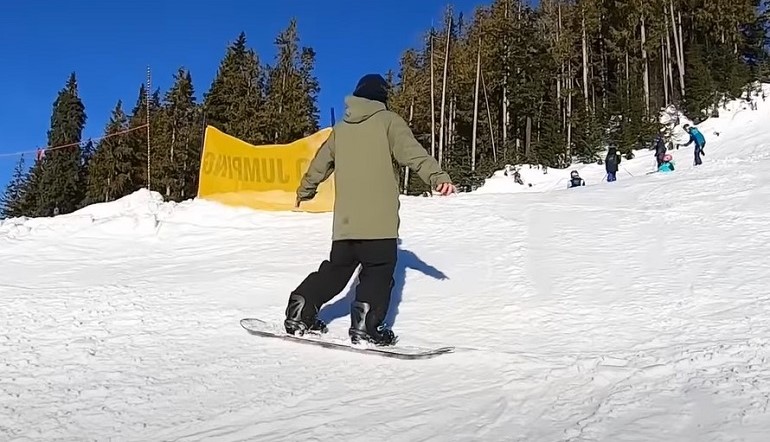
[318,240,448,328]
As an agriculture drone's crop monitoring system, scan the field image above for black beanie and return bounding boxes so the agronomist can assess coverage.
[352,74,389,104]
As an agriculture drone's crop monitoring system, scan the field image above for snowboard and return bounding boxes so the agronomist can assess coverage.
[239,318,454,360]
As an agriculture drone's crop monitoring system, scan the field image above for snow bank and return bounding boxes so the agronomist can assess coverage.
[0,189,175,240]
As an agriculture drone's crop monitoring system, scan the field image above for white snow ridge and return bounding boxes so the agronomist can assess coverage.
[2,89,770,441]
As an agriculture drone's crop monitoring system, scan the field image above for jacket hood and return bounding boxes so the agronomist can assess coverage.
[343,95,387,124]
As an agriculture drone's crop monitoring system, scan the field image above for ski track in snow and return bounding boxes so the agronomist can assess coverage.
[3,91,770,441]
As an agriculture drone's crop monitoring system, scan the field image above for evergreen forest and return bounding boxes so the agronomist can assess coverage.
[3,1,769,218]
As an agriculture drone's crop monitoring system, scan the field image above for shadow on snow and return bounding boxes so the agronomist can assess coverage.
[318,241,447,328]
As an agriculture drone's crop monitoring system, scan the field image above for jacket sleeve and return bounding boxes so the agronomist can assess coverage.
[297,133,335,200]
[388,114,452,187]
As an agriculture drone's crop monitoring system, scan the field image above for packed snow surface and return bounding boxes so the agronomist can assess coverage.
[2,89,770,441]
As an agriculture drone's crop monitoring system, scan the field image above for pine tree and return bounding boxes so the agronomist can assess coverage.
[1,155,29,219]
[203,32,266,144]
[126,84,150,190]
[86,101,133,203]
[78,139,96,205]
[263,19,321,143]
[25,73,88,216]
[158,67,202,201]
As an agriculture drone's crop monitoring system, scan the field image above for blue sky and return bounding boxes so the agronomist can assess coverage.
[0,0,481,190]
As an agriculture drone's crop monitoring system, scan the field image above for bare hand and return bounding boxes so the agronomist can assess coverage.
[435,182,457,196]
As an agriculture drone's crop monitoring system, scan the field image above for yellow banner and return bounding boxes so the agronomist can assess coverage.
[197,126,335,212]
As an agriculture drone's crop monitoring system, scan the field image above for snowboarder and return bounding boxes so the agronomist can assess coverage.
[567,170,585,188]
[654,133,667,168]
[605,146,622,182]
[682,124,706,166]
[286,73,456,346]
[658,154,675,173]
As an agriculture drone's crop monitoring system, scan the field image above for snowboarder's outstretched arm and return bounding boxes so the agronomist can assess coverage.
[296,133,336,205]
[388,114,454,192]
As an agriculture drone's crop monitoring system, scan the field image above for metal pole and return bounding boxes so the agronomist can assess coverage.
[146,65,151,190]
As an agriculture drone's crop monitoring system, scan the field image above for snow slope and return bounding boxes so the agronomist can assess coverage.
[474,87,762,194]
[2,89,770,441]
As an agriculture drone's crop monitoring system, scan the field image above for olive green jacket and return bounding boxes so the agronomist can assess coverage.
[297,95,452,241]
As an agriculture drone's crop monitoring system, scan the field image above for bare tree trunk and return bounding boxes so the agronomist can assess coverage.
[557,3,563,128]
[591,62,597,111]
[448,95,456,165]
[668,1,683,98]
[677,10,684,78]
[669,2,685,97]
[581,12,589,107]
[600,24,608,110]
[566,62,573,163]
[525,116,532,159]
[558,70,563,129]
[625,51,630,99]
[514,1,523,155]
[430,32,436,158]
[481,69,497,163]
[438,18,451,168]
[471,38,481,172]
[404,98,414,194]
[664,7,676,102]
[641,15,650,114]
[661,35,669,105]
[502,0,509,148]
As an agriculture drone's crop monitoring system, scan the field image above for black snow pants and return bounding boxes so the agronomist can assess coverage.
[694,142,704,166]
[293,239,397,315]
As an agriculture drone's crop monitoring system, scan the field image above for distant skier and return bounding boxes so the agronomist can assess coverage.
[287,73,456,346]
[658,154,675,173]
[654,133,667,168]
[605,146,622,182]
[682,124,706,166]
[567,170,585,188]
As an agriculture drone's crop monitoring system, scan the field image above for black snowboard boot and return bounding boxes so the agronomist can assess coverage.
[284,293,328,335]
[348,300,397,346]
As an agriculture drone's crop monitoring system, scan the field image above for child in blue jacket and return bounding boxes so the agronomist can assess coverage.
[658,154,675,173]
[683,124,705,166]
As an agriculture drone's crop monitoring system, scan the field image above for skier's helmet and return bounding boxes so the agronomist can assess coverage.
[663,154,673,162]
[570,170,579,178]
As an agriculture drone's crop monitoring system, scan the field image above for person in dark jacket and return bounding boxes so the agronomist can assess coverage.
[286,73,456,346]
[567,170,585,188]
[605,146,622,182]
[654,133,667,168]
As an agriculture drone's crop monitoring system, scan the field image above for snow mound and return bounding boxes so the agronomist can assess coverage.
[0,189,176,240]
[73,188,169,219]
